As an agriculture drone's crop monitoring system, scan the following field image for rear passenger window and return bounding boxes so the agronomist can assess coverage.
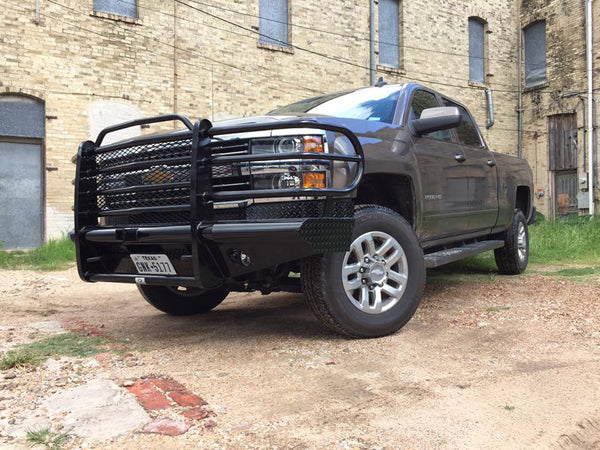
[443,99,482,147]
[408,90,451,142]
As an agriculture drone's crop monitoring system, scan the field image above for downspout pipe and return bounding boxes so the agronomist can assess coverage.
[485,88,495,129]
[517,23,523,159]
[586,0,595,216]
[370,0,376,86]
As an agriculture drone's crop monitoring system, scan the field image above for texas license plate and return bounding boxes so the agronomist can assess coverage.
[130,254,177,275]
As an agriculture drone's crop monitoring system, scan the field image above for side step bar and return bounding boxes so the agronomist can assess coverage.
[424,240,505,269]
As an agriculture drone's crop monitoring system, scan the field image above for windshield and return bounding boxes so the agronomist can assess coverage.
[270,85,404,124]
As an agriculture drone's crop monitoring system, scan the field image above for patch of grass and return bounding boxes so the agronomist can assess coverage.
[544,266,598,277]
[529,215,600,265]
[26,427,71,450]
[0,350,37,370]
[428,216,600,283]
[486,306,510,313]
[0,237,75,271]
[503,404,516,411]
[0,333,113,369]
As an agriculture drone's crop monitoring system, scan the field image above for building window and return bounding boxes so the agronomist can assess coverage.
[93,0,137,18]
[379,0,400,68]
[468,17,486,84]
[524,20,547,87]
[259,0,289,47]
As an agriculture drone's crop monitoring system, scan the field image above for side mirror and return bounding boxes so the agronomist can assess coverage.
[409,106,461,136]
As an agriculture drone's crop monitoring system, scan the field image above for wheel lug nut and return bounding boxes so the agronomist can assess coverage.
[359,267,365,273]
[364,257,370,263]
[361,279,367,284]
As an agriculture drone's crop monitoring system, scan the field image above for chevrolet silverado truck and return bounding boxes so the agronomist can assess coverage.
[72,83,534,338]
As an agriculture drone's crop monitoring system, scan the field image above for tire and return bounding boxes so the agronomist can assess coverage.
[137,285,229,315]
[494,210,529,275]
[301,205,426,338]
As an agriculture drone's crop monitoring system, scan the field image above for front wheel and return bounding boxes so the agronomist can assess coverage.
[137,285,229,315]
[301,205,426,338]
[494,210,529,275]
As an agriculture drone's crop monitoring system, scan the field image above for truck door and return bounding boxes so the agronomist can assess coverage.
[443,99,499,232]
[407,90,472,240]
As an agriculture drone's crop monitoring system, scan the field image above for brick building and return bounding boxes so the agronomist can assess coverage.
[0,0,597,248]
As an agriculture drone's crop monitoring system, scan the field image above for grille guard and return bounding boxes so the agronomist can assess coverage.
[73,115,365,287]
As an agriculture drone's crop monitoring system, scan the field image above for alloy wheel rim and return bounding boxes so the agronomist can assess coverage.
[342,231,408,315]
[517,222,527,262]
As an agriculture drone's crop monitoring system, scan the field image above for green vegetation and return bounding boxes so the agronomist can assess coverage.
[528,215,600,265]
[428,216,600,284]
[503,404,516,411]
[0,333,113,369]
[0,237,75,271]
[486,306,510,313]
[26,427,71,450]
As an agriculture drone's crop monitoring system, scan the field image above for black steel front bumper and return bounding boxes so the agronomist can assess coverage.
[72,115,364,289]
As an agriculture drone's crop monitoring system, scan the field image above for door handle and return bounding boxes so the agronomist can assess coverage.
[487,159,496,167]
[454,154,467,163]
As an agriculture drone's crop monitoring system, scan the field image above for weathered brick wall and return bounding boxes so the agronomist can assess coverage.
[520,0,600,217]
[2,0,529,239]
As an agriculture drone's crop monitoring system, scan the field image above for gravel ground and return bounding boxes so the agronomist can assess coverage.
[0,266,599,449]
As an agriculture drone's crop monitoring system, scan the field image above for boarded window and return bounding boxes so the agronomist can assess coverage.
[524,21,547,87]
[548,114,577,171]
[468,18,486,83]
[379,0,400,68]
[259,0,289,47]
[93,0,137,18]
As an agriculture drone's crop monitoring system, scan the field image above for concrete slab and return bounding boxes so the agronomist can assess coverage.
[27,321,66,334]
[41,379,150,442]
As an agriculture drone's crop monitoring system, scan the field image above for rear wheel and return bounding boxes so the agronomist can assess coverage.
[137,285,229,315]
[494,210,529,275]
[301,205,425,338]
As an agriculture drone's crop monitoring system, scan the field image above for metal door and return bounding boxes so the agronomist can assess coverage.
[0,141,42,248]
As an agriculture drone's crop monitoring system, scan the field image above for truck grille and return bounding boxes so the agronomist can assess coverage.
[80,135,251,226]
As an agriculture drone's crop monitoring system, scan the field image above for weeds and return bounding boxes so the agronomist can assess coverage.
[0,237,75,271]
[529,216,600,265]
[0,333,115,369]
[26,427,71,450]
[486,306,510,313]
[0,350,37,370]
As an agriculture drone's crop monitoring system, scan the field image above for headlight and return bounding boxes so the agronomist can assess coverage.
[249,134,330,191]
[251,135,325,154]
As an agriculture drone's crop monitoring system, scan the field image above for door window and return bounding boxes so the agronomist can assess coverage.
[408,90,451,141]
[443,99,483,147]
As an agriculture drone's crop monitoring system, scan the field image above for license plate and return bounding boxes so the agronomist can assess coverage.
[130,254,177,275]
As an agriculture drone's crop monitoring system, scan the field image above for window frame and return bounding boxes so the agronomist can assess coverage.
[523,20,548,88]
[468,17,487,84]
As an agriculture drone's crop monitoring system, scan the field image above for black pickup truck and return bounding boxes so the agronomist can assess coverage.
[73,83,534,338]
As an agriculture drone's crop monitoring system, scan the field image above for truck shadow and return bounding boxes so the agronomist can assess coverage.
[116,292,347,345]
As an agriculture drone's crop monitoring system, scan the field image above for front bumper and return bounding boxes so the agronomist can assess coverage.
[74,215,353,289]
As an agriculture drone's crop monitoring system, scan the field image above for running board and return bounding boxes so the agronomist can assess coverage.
[424,240,505,269]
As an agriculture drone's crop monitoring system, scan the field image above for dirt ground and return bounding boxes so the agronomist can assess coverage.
[0,265,599,449]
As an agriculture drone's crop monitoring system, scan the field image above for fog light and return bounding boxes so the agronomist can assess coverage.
[275,173,301,189]
[302,172,326,189]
